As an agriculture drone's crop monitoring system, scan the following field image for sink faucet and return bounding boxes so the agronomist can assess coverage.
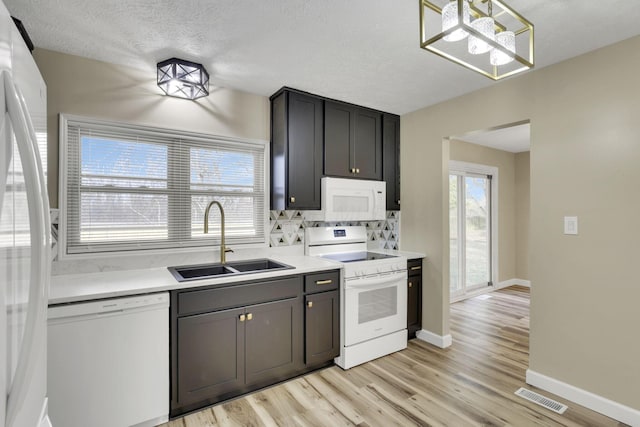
[204,200,233,264]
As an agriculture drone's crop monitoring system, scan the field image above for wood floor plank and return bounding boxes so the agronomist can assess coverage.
[161,286,629,427]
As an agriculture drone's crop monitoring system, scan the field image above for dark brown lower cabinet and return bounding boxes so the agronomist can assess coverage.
[245,298,303,386]
[305,290,339,366]
[170,270,340,418]
[175,298,302,414]
[177,307,245,408]
[407,258,423,339]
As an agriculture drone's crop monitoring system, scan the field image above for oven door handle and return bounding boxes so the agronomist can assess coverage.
[345,272,407,290]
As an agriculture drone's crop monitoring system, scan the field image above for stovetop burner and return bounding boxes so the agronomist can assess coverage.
[321,251,397,263]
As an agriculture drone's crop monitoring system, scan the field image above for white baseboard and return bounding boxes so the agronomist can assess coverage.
[451,278,531,303]
[498,278,531,288]
[526,369,640,426]
[416,329,452,348]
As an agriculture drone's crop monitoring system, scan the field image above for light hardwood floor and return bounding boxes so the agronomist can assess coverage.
[162,286,627,426]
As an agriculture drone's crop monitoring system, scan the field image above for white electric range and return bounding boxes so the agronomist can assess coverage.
[305,226,407,369]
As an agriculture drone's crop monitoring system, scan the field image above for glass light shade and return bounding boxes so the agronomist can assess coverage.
[490,31,516,65]
[157,58,210,100]
[442,0,470,42]
[468,17,495,55]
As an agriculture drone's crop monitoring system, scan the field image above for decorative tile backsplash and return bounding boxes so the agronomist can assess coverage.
[269,210,400,250]
[51,209,401,265]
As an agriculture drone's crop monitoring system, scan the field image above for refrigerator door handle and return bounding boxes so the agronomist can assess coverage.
[2,70,51,427]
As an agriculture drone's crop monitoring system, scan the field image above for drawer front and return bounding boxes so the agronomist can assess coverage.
[304,270,340,293]
[408,259,423,277]
[177,276,303,316]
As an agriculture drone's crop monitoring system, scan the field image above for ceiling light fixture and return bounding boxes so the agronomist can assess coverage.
[157,58,210,100]
[420,0,534,80]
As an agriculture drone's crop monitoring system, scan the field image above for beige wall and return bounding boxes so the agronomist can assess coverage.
[401,35,640,410]
[449,139,517,283]
[33,49,270,208]
[515,151,530,279]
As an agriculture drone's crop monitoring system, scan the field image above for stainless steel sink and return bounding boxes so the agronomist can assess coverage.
[168,258,294,282]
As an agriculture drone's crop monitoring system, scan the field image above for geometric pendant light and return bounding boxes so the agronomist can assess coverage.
[157,58,210,100]
[420,0,534,80]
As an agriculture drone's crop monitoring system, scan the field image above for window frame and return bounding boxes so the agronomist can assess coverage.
[58,114,270,260]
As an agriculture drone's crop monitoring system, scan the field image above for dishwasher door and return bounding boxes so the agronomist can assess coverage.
[47,293,169,427]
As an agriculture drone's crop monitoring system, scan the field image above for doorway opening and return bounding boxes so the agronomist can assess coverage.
[447,120,531,303]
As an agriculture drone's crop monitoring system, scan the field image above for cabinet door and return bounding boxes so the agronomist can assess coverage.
[383,114,401,210]
[287,92,324,209]
[407,275,422,339]
[305,290,340,366]
[245,297,303,387]
[176,307,245,407]
[324,101,353,177]
[353,108,382,180]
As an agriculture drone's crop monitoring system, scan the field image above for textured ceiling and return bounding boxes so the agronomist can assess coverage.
[5,1,640,115]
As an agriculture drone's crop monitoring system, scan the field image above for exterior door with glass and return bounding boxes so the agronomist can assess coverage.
[450,169,493,299]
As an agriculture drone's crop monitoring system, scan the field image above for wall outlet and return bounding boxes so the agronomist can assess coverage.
[564,216,578,235]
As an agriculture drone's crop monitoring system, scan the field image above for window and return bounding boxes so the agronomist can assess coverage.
[59,115,267,257]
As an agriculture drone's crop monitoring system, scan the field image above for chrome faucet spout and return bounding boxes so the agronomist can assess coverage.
[204,200,233,264]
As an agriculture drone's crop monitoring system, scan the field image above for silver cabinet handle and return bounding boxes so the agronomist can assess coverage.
[315,279,333,285]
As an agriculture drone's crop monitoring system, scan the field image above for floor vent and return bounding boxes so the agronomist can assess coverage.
[515,388,568,414]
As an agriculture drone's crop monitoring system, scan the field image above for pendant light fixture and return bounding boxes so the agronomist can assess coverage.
[490,30,516,65]
[441,0,470,42]
[468,16,495,55]
[420,0,534,80]
[157,58,210,100]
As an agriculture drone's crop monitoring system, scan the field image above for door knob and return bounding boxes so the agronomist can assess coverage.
[247,313,253,321]
[290,196,296,203]
[239,314,246,322]
[307,301,313,308]
[409,282,413,288]
[356,168,360,174]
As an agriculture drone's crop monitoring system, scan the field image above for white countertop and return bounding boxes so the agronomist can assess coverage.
[49,247,425,305]
[50,254,342,305]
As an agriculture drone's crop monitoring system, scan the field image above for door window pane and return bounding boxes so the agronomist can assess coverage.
[449,175,460,293]
[465,176,490,287]
[449,170,492,298]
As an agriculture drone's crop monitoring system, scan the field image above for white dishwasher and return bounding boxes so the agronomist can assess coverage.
[47,292,169,427]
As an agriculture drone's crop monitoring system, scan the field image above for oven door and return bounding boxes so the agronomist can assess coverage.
[344,271,407,346]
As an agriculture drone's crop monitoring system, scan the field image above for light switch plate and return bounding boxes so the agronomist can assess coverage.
[564,216,578,235]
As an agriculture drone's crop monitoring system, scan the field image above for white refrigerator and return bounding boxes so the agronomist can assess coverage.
[0,1,52,426]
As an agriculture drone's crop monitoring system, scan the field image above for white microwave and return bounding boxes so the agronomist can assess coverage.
[304,177,386,221]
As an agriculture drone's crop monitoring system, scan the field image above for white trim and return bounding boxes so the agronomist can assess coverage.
[526,369,640,426]
[450,278,531,303]
[416,329,452,348]
[497,278,531,288]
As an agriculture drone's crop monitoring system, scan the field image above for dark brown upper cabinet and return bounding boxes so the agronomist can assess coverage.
[324,101,382,180]
[270,90,324,210]
[383,114,401,210]
[270,87,400,209]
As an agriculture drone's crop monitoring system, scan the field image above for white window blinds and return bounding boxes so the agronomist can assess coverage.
[61,116,266,256]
